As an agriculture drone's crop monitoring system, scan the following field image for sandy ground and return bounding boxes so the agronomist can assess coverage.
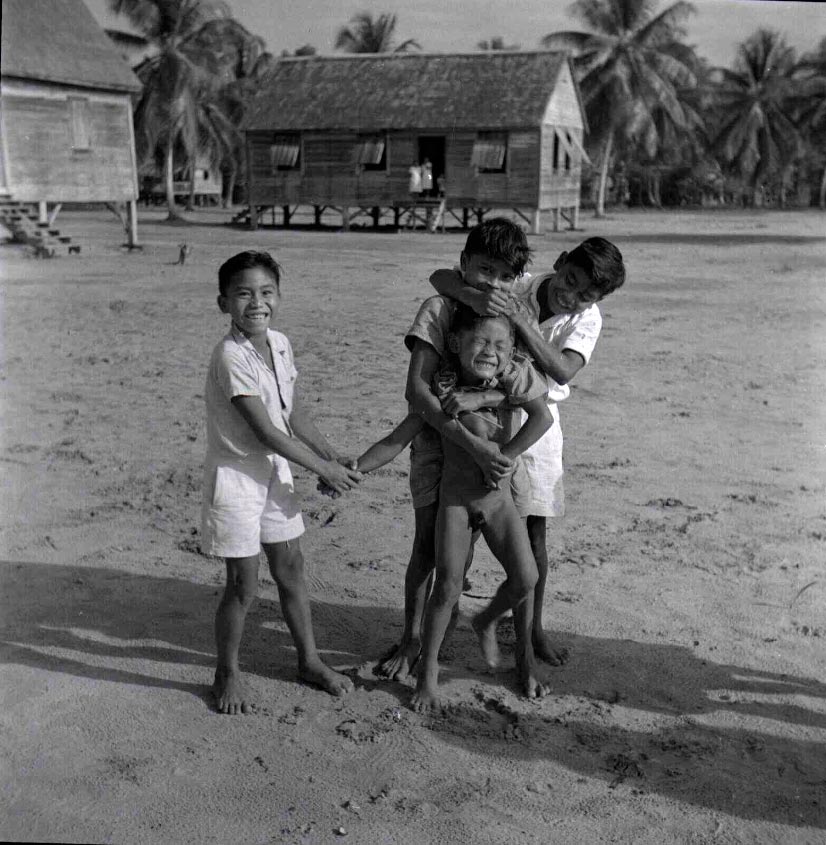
[1,206,825,845]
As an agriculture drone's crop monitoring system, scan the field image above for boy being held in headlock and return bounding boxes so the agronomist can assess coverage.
[201,250,362,714]
[374,218,533,684]
[430,236,626,666]
[357,304,552,710]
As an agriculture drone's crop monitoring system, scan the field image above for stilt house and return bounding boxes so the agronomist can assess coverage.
[0,0,142,248]
[241,51,589,233]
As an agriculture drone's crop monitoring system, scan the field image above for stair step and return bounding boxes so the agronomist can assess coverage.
[58,236,72,243]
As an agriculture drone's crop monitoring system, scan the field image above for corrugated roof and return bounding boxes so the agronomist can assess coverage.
[1,0,141,92]
[243,51,571,132]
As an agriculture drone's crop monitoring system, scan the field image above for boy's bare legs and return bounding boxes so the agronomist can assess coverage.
[377,502,437,680]
[214,556,259,714]
[410,504,471,712]
[473,506,546,699]
[263,539,353,696]
[377,502,476,680]
[527,515,569,666]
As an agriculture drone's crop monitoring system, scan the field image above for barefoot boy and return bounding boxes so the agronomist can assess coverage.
[201,250,362,714]
[430,237,626,664]
[358,305,552,708]
[374,218,531,682]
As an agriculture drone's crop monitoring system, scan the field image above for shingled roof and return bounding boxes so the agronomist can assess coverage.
[243,51,574,132]
[1,0,141,93]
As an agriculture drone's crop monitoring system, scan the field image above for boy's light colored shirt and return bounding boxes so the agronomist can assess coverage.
[512,272,602,403]
[204,327,297,461]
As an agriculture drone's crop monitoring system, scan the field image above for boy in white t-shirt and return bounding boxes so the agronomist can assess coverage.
[430,237,626,667]
[202,251,363,714]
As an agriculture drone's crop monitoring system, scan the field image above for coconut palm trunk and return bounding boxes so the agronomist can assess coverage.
[164,141,182,220]
[595,132,613,217]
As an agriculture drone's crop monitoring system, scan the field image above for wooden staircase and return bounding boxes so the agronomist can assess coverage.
[0,199,82,256]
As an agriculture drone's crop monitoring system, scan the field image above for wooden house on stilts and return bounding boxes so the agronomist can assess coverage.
[241,51,589,234]
[0,0,142,252]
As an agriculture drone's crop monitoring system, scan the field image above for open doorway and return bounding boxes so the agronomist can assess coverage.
[417,136,445,197]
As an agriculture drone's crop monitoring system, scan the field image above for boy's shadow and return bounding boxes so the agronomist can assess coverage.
[433,626,826,828]
[0,560,405,710]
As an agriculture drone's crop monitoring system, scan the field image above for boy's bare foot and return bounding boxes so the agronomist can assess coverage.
[376,638,420,681]
[532,629,569,666]
[472,614,501,670]
[516,656,549,700]
[410,681,442,713]
[299,659,354,697]
[212,667,250,715]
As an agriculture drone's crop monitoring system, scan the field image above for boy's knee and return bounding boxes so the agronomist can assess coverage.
[513,567,538,597]
[433,573,464,606]
[265,540,305,581]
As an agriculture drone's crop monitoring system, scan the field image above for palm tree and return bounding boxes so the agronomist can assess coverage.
[710,29,802,206]
[109,0,254,219]
[541,0,701,216]
[477,36,520,51]
[793,37,826,207]
[335,12,420,53]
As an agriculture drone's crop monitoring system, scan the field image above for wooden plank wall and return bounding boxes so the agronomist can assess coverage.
[1,83,137,202]
[248,129,543,208]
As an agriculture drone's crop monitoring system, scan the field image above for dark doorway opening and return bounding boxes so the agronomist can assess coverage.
[417,136,445,197]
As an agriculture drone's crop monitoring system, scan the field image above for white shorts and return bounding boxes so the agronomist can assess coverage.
[519,402,564,518]
[201,453,305,558]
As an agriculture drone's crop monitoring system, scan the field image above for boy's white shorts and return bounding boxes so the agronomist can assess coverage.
[201,453,305,558]
[519,402,565,518]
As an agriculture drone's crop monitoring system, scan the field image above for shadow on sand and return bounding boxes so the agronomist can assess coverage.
[1,560,824,828]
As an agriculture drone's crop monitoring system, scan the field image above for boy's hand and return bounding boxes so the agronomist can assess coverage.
[469,285,513,317]
[471,440,513,486]
[319,460,362,495]
[440,390,486,417]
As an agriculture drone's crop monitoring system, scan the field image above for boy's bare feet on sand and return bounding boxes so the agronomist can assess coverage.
[299,659,354,696]
[472,614,502,670]
[532,629,569,666]
[376,637,420,681]
[517,656,549,700]
[410,671,443,713]
[213,667,250,715]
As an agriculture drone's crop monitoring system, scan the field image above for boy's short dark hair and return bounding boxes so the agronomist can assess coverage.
[450,302,515,341]
[463,217,532,275]
[218,250,281,296]
[565,237,625,298]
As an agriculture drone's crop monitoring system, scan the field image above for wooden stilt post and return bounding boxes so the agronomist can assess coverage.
[314,205,322,226]
[552,207,560,232]
[571,203,579,230]
[532,209,542,235]
[127,199,139,247]
[372,206,380,227]
[249,204,258,230]
[282,205,291,227]
[462,208,469,228]
[342,206,350,230]
[393,207,401,228]
[38,201,47,225]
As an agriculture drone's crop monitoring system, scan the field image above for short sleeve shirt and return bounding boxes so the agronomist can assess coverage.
[204,327,298,461]
[517,272,602,402]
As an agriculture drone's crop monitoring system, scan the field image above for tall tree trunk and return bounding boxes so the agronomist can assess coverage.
[165,141,182,221]
[819,165,826,210]
[223,160,237,209]
[595,132,613,218]
[186,162,196,211]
